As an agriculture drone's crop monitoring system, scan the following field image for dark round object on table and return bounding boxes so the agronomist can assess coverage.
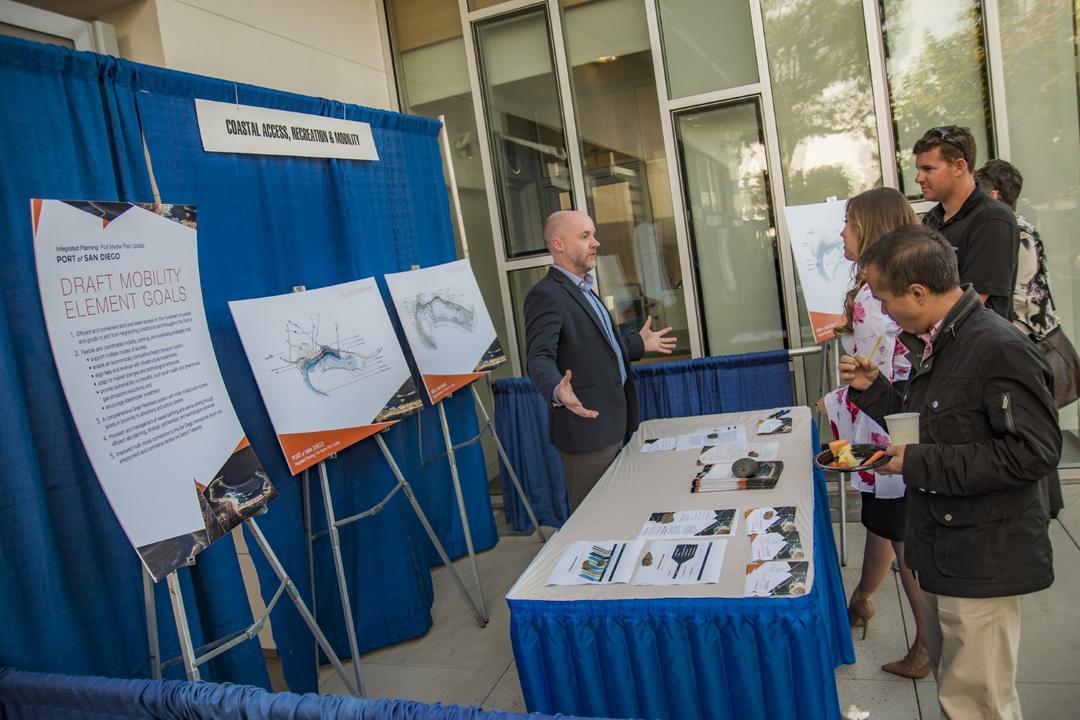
[732,457,760,478]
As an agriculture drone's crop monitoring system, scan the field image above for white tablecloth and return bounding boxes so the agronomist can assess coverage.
[507,405,815,602]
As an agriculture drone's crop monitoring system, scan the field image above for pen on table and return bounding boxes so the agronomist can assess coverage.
[767,408,790,419]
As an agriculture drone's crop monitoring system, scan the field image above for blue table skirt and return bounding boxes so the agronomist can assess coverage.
[507,467,855,720]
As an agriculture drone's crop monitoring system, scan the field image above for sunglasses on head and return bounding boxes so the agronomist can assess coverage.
[927,127,968,163]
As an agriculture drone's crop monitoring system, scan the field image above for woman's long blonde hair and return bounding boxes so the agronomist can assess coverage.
[834,187,919,336]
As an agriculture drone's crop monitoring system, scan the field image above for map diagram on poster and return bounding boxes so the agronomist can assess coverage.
[784,199,853,342]
[230,278,421,474]
[385,259,506,404]
[32,200,276,582]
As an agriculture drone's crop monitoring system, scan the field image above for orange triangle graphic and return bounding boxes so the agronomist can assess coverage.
[233,437,251,453]
[31,199,42,236]
[422,373,485,404]
[278,423,394,475]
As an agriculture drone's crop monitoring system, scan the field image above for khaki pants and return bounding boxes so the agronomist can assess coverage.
[559,443,621,512]
[922,591,1024,720]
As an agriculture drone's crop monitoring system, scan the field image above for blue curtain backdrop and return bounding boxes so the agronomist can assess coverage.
[0,667,592,720]
[495,350,795,530]
[130,65,496,691]
[0,36,269,689]
[0,35,496,694]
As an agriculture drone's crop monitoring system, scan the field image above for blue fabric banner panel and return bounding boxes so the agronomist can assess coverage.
[130,65,496,692]
[0,666,597,720]
[0,36,267,690]
[507,423,854,720]
[495,350,796,531]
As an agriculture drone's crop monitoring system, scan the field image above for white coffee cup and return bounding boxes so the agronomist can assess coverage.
[884,412,920,446]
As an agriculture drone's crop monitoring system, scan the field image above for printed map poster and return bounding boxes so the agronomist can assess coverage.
[783,199,852,342]
[229,278,422,474]
[384,259,506,404]
[32,200,277,582]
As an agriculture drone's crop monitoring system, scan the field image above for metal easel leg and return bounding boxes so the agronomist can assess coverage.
[244,516,360,697]
[166,570,200,681]
[316,460,367,696]
[375,434,487,626]
[822,338,847,567]
[437,400,489,624]
[301,468,319,674]
[470,383,547,542]
[144,567,161,680]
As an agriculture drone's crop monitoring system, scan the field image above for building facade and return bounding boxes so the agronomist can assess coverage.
[387,0,1080,456]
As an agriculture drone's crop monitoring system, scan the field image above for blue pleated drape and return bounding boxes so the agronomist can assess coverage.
[128,65,497,691]
[0,36,268,688]
[495,350,795,530]
[507,421,855,719]
[0,666,592,720]
[0,36,497,694]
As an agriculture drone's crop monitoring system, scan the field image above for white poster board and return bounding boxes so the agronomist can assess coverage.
[384,259,506,404]
[32,200,276,581]
[229,278,421,474]
[783,199,852,342]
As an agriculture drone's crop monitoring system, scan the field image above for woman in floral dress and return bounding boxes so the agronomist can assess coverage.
[822,187,931,678]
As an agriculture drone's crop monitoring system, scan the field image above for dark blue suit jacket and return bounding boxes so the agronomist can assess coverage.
[523,266,644,453]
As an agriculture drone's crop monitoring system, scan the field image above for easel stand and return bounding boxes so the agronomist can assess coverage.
[819,337,847,567]
[420,378,549,628]
[303,430,490,698]
[157,513,360,696]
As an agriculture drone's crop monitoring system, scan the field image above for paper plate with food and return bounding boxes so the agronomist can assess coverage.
[813,440,889,472]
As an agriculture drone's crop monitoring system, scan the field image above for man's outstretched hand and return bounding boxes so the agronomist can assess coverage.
[556,369,599,419]
[640,315,677,354]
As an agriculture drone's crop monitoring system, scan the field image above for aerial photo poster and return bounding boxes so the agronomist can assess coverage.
[229,277,422,474]
[384,259,506,404]
[32,200,276,582]
[783,199,852,342]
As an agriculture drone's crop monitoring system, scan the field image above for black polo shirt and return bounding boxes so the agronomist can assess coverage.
[923,186,1018,320]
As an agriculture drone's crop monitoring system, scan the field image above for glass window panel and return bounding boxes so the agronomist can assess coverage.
[761,0,882,205]
[674,100,787,355]
[507,266,552,364]
[999,0,1080,445]
[389,0,510,477]
[880,0,993,196]
[563,0,691,358]
[658,0,758,99]
[476,9,575,258]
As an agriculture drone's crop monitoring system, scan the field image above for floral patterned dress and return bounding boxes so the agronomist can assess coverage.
[824,283,912,499]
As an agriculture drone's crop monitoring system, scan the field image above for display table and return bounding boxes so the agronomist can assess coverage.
[506,407,854,719]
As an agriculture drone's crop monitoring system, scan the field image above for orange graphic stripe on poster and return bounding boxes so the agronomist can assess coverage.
[278,424,394,475]
[808,311,845,343]
[31,199,43,236]
[233,437,251,453]
[423,373,485,404]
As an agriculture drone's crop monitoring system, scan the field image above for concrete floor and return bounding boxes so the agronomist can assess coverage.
[319,484,1080,719]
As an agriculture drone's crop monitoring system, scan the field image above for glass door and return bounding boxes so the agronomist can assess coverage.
[672,98,789,358]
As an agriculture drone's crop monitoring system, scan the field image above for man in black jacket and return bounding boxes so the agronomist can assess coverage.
[840,225,1058,719]
[524,210,675,511]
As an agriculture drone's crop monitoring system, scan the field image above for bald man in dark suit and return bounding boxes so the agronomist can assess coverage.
[524,210,676,511]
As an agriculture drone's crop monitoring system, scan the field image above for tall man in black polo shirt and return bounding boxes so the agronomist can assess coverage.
[913,126,1018,319]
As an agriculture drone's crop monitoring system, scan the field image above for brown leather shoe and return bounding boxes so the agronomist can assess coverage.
[881,644,931,679]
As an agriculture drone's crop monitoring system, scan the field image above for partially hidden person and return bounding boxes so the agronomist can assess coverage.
[821,187,931,678]
[840,224,1058,720]
[976,158,1078,517]
[524,210,676,512]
